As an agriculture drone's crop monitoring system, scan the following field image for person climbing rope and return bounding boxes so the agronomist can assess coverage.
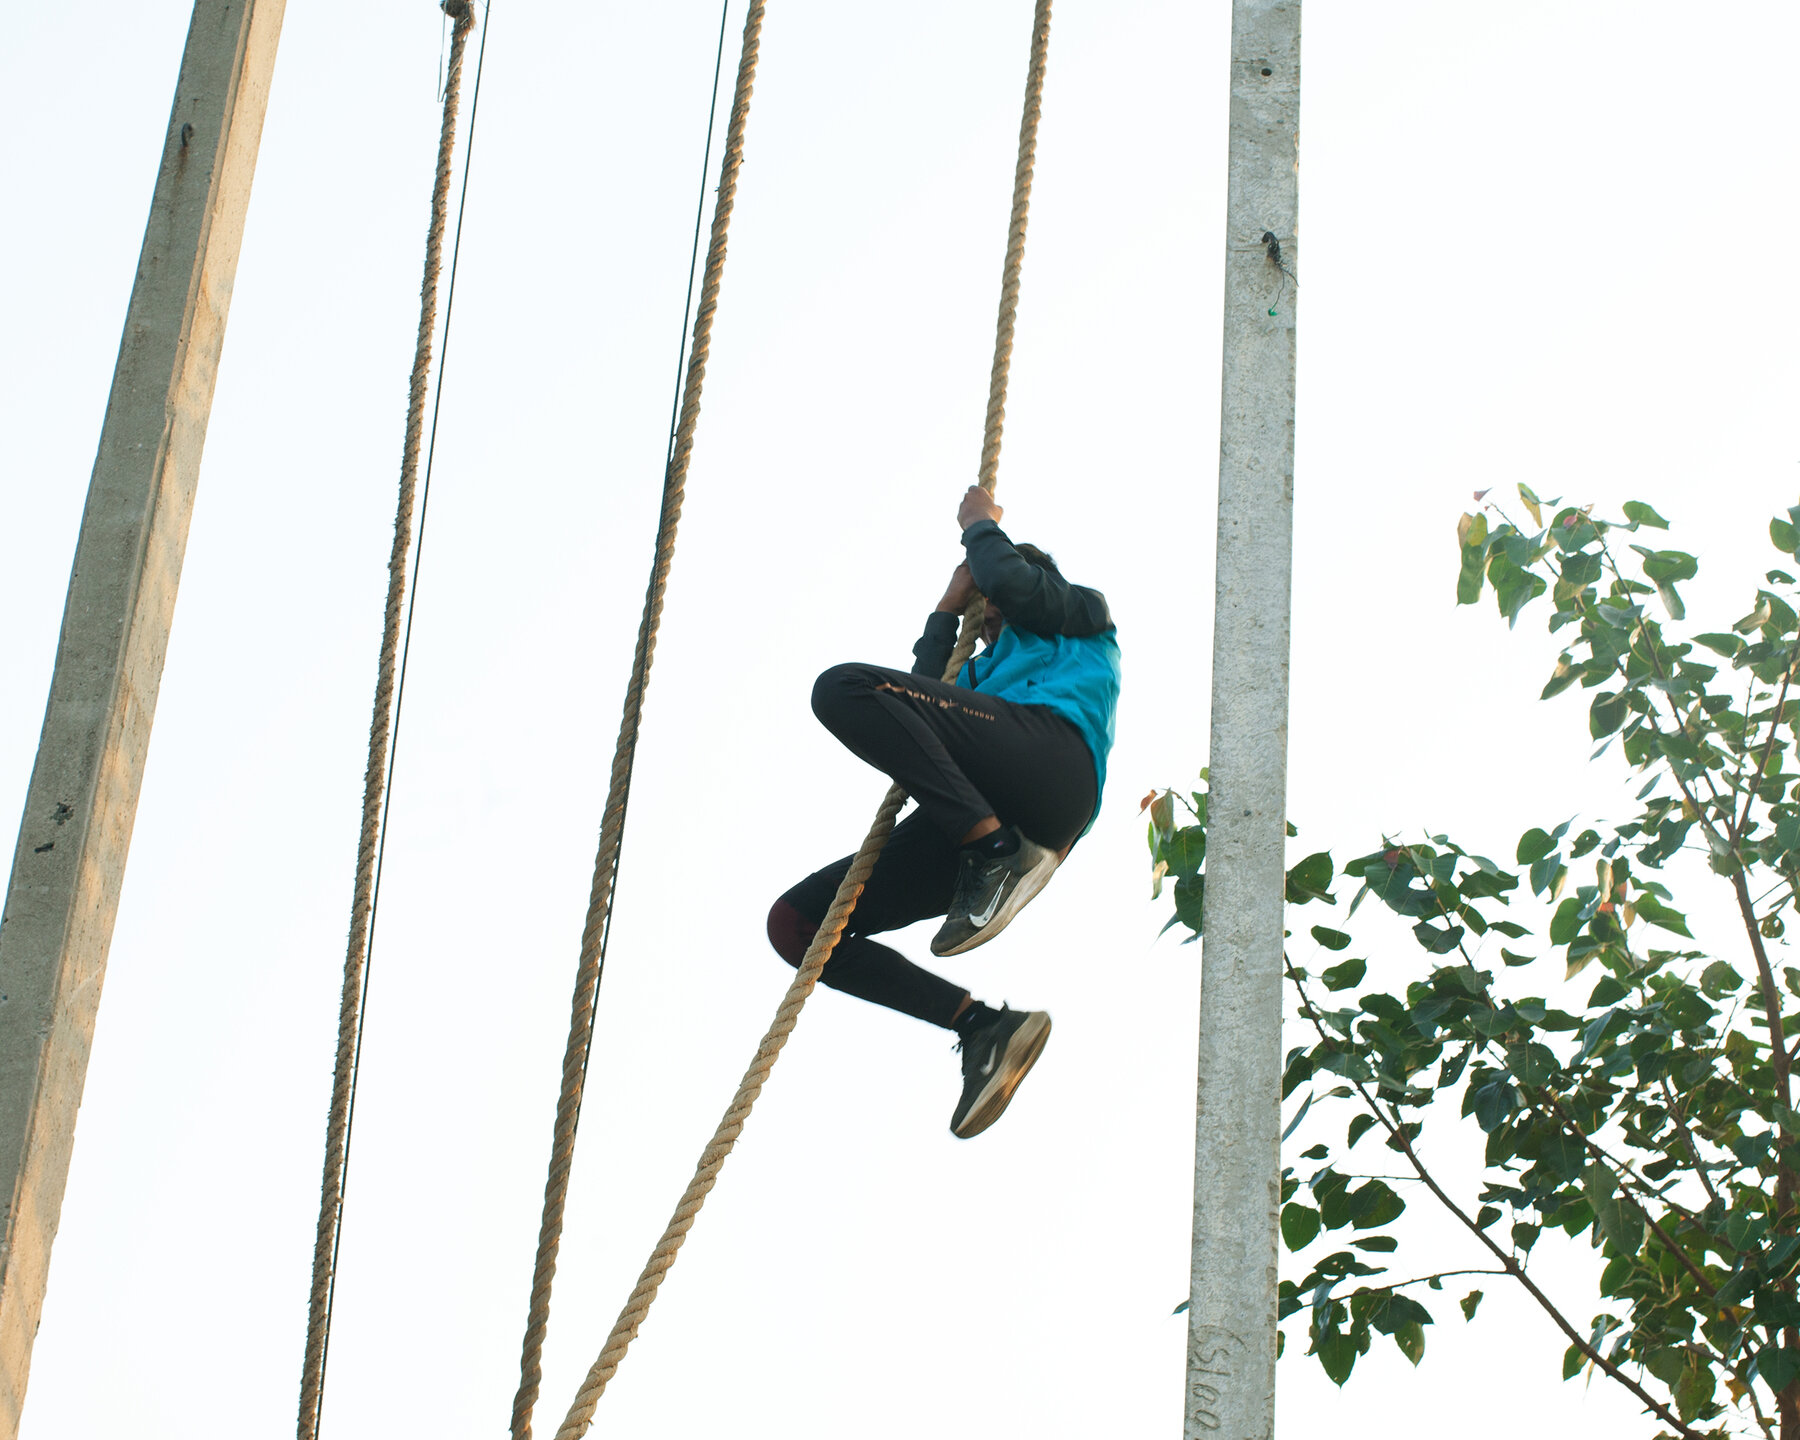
[767,484,1120,1139]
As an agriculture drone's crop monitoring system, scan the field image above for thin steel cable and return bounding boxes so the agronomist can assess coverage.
[568,0,732,1141]
[297,6,482,1437]
[548,3,1055,1434]
[509,5,762,1437]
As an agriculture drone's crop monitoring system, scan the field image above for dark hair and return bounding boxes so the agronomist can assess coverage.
[1014,542,1062,578]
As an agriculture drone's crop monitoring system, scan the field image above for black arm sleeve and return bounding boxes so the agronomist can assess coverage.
[961,519,1112,637]
[911,610,961,677]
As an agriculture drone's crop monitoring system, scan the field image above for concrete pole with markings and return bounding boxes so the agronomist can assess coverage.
[1185,2,1300,1437]
[0,3,285,1431]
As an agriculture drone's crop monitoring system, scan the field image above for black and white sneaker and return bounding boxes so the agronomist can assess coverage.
[951,1007,1052,1139]
[930,828,1059,957]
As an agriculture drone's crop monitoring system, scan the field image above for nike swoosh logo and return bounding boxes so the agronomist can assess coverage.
[968,877,1009,928]
[980,1052,998,1077]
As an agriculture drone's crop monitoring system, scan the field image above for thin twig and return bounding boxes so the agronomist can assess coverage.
[1374,1268,1508,1292]
[1659,1076,1725,1209]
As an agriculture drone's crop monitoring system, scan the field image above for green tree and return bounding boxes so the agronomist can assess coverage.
[1153,491,1800,1439]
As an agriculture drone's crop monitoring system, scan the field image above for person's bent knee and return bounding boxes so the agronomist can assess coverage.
[810,662,872,731]
[813,662,896,730]
[766,897,818,969]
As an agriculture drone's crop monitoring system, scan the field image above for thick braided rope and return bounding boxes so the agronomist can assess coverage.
[548,4,1054,1435]
[979,0,1052,489]
[296,8,473,1440]
[508,6,767,1439]
[549,625,984,1440]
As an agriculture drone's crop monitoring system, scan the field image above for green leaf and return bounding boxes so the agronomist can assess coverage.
[1518,483,1544,528]
[1286,852,1335,905]
[1352,1235,1397,1252]
[1693,631,1743,658]
[1316,1330,1357,1386]
[1500,948,1535,966]
[1700,961,1743,998]
[1586,974,1629,1007]
[1550,507,1599,551]
[1347,1114,1377,1148]
[1581,1164,1643,1255]
[1472,1081,1515,1132]
[1311,925,1352,951]
[1516,828,1556,865]
[1494,566,1548,627]
[1505,1041,1557,1087]
[1281,1203,1321,1252]
[1161,825,1206,878]
[1540,654,1579,699]
[1622,501,1669,530]
[1562,1344,1585,1381]
[1588,691,1628,739]
[1674,1357,1714,1422]
[1459,1289,1483,1321]
[1631,892,1692,937]
[1281,1090,1313,1141]
[1735,598,1774,634]
[1538,1129,1586,1184]
[1412,921,1465,955]
[1352,1181,1405,1229]
[1394,1320,1426,1367]
[1456,512,1491,605]
[1631,545,1699,584]
[1775,517,1800,556]
[1172,1298,1190,1315]
[1174,874,1205,933]
[1548,897,1583,945]
[1758,1345,1800,1391]
[1321,957,1366,992]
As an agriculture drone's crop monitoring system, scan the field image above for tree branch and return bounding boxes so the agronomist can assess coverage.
[1284,960,1703,1439]
[1736,871,1794,1115]
[1659,1076,1726,1209]
[1735,653,1797,843]
[1532,1090,1719,1298]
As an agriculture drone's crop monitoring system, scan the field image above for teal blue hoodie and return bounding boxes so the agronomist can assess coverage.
[912,519,1120,831]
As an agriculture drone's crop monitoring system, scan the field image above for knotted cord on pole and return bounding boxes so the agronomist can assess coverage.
[296,5,480,1437]
[509,5,766,1437]
[546,4,1055,1435]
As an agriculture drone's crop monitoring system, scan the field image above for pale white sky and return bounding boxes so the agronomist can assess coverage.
[3,3,1798,1438]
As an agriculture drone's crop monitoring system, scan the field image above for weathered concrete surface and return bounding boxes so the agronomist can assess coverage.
[0,3,285,1430]
[1187,2,1300,1437]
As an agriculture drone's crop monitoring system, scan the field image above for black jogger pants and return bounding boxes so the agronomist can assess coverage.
[766,662,1096,1029]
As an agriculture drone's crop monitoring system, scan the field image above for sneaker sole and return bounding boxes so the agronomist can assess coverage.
[931,847,1059,958]
[952,1012,1052,1139]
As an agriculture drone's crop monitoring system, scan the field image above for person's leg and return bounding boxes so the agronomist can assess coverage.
[767,812,971,1028]
[810,665,999,846]
[809,663,1096,851]
[767,807,1057,1138]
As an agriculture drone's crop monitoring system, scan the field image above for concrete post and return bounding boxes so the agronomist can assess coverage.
[1185,2,1300,1437]
[0,3,285,1430]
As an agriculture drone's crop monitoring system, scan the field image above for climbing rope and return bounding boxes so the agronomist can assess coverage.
[509,5,765,1438]
[297,5,481,1437]
[546,4,1054,1435]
